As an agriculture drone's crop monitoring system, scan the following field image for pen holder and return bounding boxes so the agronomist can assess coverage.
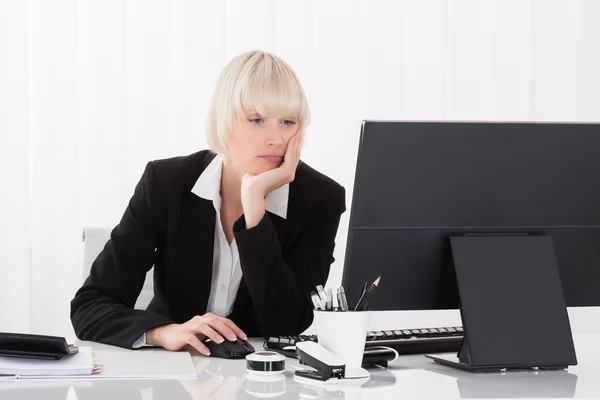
[314,310,371,379]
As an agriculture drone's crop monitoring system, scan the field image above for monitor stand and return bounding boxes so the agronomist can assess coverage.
[428,234,577,373]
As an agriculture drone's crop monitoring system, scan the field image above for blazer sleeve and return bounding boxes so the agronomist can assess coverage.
[70,162,173,348]
[232,184,346,337]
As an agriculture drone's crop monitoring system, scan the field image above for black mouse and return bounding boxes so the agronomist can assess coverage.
[203,338,255,359]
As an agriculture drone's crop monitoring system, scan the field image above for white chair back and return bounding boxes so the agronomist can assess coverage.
[81,227,154,310]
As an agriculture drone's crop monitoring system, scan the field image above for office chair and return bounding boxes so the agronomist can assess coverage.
[80,227,154,310]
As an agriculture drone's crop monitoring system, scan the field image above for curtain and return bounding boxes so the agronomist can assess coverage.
[1,0,599,336]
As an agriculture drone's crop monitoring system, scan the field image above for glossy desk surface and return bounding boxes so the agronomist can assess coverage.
[1,334,599,399]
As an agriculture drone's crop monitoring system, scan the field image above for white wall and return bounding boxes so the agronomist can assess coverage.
[1,0,600,336]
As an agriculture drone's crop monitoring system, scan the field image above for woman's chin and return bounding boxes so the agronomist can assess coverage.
[249,164,279,175]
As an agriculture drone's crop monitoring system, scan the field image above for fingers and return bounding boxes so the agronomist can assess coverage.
[282,134,296,166]
[221,318,248,340]
[186,333,211,356]
[292,131,301,162]
[287,133,301,178]
[192,314,243,342]
[197,325,225,344]
[292,130,301,153]
[295,130,302,155]
[282,132,301,170]
[209,318,237,342]
[198,313,236,341]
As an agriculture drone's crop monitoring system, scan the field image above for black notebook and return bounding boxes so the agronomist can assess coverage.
[427,235,577,372]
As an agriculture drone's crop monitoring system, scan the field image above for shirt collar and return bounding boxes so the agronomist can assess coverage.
[191,153,289,219]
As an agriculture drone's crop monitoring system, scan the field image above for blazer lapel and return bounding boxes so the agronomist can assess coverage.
[181,193,216,316]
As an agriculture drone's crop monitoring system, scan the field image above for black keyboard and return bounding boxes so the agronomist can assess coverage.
[265,326,464,357]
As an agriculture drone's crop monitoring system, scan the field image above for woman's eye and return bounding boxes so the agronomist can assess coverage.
[249,118,263,124]
[282,120,296,126]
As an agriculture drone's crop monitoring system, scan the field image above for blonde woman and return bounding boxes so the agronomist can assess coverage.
[70,50,346,356]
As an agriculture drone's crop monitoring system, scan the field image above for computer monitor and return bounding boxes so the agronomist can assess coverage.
[341,120,600,311]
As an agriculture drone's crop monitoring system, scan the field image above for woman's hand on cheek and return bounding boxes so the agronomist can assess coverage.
[241,131,301,228]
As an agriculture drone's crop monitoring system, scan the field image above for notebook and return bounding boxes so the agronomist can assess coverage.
[0,349,197,380]
[0,347,95,377]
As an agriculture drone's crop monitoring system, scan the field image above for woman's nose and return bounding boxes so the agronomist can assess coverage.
[265,125,285,147]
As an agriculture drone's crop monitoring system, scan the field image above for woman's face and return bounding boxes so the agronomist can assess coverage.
[226,112,299,176]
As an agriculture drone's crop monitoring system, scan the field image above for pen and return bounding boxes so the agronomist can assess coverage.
[355,282,367,309]
[337,286,349,311]
[326,288,333,311]
[311,292,324,310]
[316,285,328,306]
[359,281,367,300]
[355,276,382,311]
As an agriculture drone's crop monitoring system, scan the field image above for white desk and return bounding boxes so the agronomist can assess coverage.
[1,334,599,399]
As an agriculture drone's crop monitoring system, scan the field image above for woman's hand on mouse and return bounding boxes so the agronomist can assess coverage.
[241,130,301,228]
[146,313,247,356]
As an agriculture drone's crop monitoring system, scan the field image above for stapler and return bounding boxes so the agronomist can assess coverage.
[294,341,346,383]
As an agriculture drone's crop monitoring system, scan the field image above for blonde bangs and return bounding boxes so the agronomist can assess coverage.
[235,55,309,126]
[207,50,310,154]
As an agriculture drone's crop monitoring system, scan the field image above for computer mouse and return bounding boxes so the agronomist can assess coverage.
[203,338,255,359]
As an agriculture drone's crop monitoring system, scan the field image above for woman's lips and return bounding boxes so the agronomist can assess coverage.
[259,155,283,162]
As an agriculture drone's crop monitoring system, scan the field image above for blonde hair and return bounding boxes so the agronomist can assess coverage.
[206,50,310,154]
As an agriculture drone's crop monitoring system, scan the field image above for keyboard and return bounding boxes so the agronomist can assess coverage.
[265,326,464,357]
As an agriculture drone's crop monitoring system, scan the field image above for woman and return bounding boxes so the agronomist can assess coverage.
[70,50,346,356]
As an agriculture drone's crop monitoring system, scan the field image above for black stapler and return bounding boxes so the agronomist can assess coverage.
[294,341,346,383]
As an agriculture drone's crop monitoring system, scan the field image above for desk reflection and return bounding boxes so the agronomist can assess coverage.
[424,363,578,399]
[0,355,398,400]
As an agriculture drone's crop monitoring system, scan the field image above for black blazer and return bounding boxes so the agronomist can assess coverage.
[70,150,346,348]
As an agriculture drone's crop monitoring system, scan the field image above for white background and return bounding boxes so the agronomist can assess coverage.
[1,0,599,337]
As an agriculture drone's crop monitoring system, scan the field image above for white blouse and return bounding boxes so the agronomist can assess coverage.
[133,154,289,348]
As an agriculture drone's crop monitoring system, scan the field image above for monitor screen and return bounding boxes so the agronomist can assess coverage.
[342,121,600,310]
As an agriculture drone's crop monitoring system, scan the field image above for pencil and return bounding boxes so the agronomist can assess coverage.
[354,276,381,311]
